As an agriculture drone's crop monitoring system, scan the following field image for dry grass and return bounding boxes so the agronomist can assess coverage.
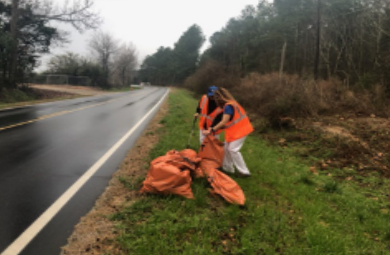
[29,84,108,96]
[236,73,390,123]
[186,68,390,127]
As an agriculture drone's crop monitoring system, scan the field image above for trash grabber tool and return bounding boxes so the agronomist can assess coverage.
[186,116,198,149]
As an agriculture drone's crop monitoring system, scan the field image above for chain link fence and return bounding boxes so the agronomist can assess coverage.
[29,75,91,86]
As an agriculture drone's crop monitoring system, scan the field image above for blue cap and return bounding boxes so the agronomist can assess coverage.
[207,86,218,97]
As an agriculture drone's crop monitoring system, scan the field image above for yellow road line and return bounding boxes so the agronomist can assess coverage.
[0,96,124,132]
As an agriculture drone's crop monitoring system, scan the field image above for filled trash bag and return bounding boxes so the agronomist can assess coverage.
[198,135,224,166]
[140,135,246,205]
[193,135,224,178]
[204,167,246,205]
[198,136,246,205]
[140,150,200,199]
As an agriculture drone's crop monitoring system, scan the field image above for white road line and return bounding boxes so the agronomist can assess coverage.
[1,89,169,255]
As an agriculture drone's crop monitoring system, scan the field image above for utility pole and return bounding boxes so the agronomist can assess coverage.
[314,0,321,80]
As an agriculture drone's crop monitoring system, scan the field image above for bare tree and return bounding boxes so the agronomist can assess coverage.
[5,0,101,88]
[33,0,102,32]
[112,43,138,86]
[89,31,119,87]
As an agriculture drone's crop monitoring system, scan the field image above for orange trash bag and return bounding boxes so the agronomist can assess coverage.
[194,135,224,178]
[198,135,224,166]
[140,135,246,205]
[140,150,200,199]
[205,168,246,205]
[198,135,246,205]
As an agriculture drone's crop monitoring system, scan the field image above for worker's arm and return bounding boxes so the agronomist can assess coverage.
[194,99,202,117]
[210,112,223,128]
[203,114,230,135]
[213,114,230,131]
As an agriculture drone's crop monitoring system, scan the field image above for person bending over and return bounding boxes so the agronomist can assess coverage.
[194,85,223,144]
[203,88,253,177]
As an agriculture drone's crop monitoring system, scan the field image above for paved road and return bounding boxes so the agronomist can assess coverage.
[0,87,168,255]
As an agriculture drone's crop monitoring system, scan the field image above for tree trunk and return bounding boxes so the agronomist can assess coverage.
[9,0,20,88]
[279,41,287,80]
[314,0,321,80]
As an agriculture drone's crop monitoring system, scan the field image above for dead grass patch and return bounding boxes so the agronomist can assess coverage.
[312,122,369,149]
[262,114,390,179]
[29,84,108,96]
[235,73,390,127]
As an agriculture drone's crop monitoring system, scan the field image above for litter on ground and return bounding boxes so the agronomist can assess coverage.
[140,135,246,205]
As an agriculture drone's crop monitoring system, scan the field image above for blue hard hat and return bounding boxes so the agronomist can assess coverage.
[207,86,218,97]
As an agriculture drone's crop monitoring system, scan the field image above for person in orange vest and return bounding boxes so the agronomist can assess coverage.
[203,87,254,177]
[194,86,223,144]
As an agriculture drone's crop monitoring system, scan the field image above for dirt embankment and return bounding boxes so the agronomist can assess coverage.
[61,99,168,255]
[264,114,390,178]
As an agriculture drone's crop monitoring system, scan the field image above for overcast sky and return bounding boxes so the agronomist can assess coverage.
[37,0,261,71]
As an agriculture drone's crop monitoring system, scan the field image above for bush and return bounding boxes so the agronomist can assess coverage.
[184,61,240,95]
[233,73,320,126]
[234,73,390,126]
[185,68,390,127]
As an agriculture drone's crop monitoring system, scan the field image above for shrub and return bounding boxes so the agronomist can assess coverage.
[233,73,320,126]
[184,61,240,95]
[185,68,390,127]
[231,73,390,126]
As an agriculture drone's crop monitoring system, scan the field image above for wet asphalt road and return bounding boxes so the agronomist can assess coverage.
[0,87,168,254]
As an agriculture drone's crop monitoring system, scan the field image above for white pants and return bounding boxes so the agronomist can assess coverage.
[199,130,220,144]
[223,136,251,175]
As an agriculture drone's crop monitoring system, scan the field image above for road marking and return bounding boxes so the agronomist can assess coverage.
[0,89,169,255]
[0,91,151,132]
[0,100,111,131]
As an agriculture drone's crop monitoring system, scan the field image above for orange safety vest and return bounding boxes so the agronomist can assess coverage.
[223,100,254,142]
[198,95,223,134]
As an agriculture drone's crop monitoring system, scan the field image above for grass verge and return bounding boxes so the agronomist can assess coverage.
[0,96,82,110]
[0,87,81,110]
[111,89,390,254]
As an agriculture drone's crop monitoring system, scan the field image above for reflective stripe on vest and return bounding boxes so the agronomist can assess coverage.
[200,95,207,110]
[223,100,253,142]
[224,103,247,128]
[198,95,208,129]
[199,95,222,131]
[200,114,213,119]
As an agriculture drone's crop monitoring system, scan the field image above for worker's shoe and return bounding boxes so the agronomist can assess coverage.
[219,167,234,175]
[221,166,235,174]
[237,172,251,178]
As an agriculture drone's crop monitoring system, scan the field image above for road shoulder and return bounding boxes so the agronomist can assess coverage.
[60,97,168,254]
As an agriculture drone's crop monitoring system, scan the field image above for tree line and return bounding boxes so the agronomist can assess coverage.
[142,0,390,91]
[4,0,390,91]
[138,24,205,86]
